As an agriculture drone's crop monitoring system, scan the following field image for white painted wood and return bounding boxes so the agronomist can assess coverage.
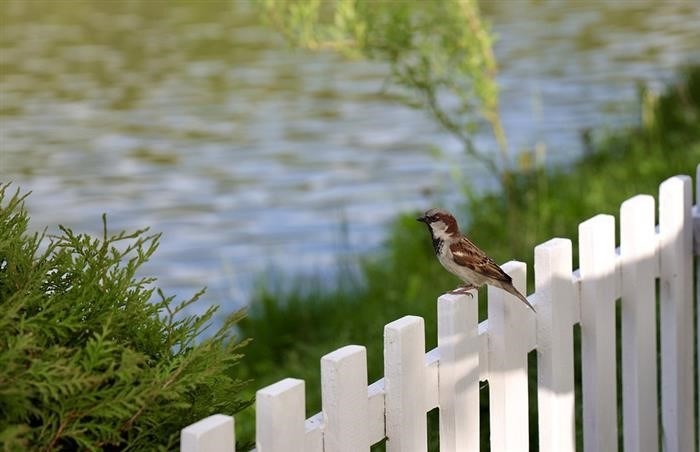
[535,238,576,452]
[620,195,659,452]
[478,320,490,380]
[571,269,584,325]
[437,291,480,452]
[256,378,305,452]
[384,315,427,452]
[424,348,440,410]
[367,380,385,445]
[181,414,234,452]
[488,261,531,452]
[304,413,323,452]
[613,248,622,299]
[578,214,618,452]
[307,371,389,448]
[659,175,695,452]
[321,345,370,451]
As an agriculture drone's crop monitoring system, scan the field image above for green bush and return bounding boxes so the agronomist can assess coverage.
[0,186,250,451]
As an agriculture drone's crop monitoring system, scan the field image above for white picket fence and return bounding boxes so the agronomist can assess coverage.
[181,168,699,452]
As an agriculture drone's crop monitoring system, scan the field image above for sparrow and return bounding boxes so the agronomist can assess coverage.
[417,208,535,312]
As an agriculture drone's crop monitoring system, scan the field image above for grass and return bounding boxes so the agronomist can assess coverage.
[234,65,700,449]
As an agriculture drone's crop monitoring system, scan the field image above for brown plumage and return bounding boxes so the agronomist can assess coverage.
[417,208,535,312]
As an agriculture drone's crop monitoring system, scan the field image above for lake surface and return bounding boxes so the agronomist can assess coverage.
[1,0,699,314]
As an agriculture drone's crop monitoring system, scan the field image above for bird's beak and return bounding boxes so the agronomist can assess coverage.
[416,216,427,223]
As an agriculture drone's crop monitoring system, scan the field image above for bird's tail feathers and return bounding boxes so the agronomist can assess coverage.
[501,283,536,312]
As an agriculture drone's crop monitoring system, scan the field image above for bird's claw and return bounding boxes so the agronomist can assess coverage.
[448,285,476,298]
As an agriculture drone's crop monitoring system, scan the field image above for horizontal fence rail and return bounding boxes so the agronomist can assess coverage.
[183,167,699,452]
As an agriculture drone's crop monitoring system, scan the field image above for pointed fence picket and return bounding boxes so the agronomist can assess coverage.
[182,169,699,452]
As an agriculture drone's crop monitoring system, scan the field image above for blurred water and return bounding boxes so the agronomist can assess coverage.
[1,0,698,313]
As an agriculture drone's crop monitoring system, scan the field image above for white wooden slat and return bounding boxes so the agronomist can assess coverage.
[321,345,370,451]
[488,261,531,452]
[613,249,623,299]
[181,414,235,452]
[304,413,323,452]
[309,375,386,448]
[256,378,305,452]
[620,195,659,452]
[384,315,427,452]
[478,320,489,380]
[571,268,583,325]
[570,271,583,325]
[535,238,576,452]
[367,380,385,445]
[659,175,695,452]
[425,348,440,410]
[437,292,480,452]
[579,214,618,452]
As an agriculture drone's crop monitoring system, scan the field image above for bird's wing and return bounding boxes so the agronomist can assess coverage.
[449,238,512,283]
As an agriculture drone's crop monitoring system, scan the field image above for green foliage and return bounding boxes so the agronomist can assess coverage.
[0,188,250,451]
[259,0,508,177]
[235,66,700,447]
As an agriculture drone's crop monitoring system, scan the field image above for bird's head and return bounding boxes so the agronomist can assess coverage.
[417,208,461,240]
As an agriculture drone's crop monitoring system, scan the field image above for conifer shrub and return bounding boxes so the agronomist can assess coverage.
[0,185,250,451]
